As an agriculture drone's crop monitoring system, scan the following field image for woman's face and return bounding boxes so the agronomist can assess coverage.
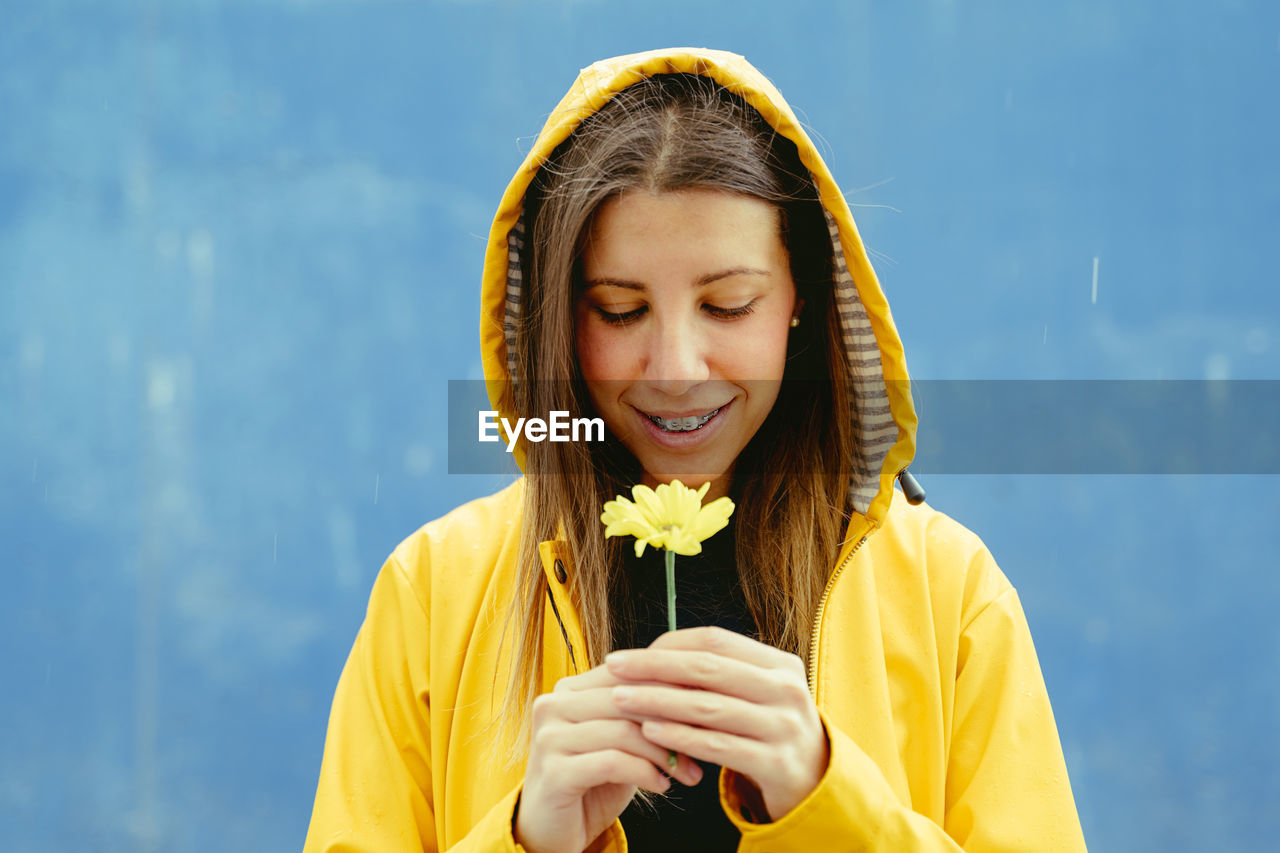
[575,189,797,501]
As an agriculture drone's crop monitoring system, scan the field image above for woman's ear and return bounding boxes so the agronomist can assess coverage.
[791,297,805,327]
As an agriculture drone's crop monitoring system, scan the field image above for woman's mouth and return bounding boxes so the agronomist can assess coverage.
[642,406,725,433]
[629,399,733,451]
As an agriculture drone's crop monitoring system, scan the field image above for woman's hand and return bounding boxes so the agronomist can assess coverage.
[604,626,830,821]
[514,662,704,853]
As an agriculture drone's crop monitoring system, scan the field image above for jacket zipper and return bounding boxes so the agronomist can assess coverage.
[807,464,914,692]
[807,532,868,694]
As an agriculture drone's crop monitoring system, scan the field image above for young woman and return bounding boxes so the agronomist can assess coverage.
[304,48,1087,853]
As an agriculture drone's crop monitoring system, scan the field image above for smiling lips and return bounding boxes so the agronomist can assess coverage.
[637,403,728,433]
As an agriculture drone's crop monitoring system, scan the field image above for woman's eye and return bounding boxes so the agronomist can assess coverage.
[595,305,647,326]
[704,299,758,319]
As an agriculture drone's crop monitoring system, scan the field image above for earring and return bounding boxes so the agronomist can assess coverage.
[789,316,800,328]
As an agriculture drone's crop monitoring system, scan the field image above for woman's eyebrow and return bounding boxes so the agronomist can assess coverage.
[583,277,645,291]
[695,267,771,286]
[584,268,772,291]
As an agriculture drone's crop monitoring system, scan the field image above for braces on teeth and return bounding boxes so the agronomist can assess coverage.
[646,407,722,432]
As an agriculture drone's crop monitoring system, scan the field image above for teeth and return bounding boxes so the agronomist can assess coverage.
[647,407,722,432]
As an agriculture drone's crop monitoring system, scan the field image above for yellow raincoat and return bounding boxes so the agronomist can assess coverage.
[304,48,1088,852]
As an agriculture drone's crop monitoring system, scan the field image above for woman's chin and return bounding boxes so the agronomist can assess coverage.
[640,469,732,498]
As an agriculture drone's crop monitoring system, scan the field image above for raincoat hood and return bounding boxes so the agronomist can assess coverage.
[480,47,918,531]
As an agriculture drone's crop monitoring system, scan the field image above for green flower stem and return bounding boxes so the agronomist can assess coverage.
[664,547,678,770]
[665,548,677,633]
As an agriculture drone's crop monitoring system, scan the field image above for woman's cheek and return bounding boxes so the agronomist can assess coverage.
[575,324,609,382]
[578,327,635,384]
[719,321,789,379]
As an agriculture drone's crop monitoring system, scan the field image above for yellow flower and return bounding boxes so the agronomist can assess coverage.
[600,480,735,557]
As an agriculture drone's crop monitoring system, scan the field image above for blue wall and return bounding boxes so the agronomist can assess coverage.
[2,1,1277,850]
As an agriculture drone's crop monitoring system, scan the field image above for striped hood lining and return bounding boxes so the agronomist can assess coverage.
[483,48,917,530]
[824,209,897,515]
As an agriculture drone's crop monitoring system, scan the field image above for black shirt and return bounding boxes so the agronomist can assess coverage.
[613,522,755,851]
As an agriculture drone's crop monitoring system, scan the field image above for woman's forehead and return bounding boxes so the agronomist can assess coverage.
[583,190,786,275]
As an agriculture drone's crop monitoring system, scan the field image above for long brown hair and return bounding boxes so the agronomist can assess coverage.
[497,72,858,755]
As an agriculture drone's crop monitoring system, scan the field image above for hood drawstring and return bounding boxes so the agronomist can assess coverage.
[898,469,926,505]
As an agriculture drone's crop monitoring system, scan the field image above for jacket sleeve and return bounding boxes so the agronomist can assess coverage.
[302,551,527,853]
[719,588,1087,851]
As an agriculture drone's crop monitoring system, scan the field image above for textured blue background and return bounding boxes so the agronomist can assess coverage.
[2,1,1278,850]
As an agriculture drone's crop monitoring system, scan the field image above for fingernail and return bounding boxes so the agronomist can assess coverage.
[606,651,630,667]
[613,686,633,702]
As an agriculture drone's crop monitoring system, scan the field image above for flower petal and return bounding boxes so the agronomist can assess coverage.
[665,528,703,556]
[602,494,664,544]
[690,496,735,542]
[631,484,666,527]
[662,480,701,530]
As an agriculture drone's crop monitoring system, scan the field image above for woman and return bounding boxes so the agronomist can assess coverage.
[304,48,1087,852]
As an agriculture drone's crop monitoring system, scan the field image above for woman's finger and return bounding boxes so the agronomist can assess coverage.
[638,715,828,816]
[647,626,803,671]
[637,719,770,780]
[541,718,703,786]
[540,683,682,725]
[552,662,626,692]
[545,748,673,796]
[611,683,781,740]
[606,647,798,705]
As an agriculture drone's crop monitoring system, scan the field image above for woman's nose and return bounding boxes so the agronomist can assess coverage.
[644,315,709,396]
